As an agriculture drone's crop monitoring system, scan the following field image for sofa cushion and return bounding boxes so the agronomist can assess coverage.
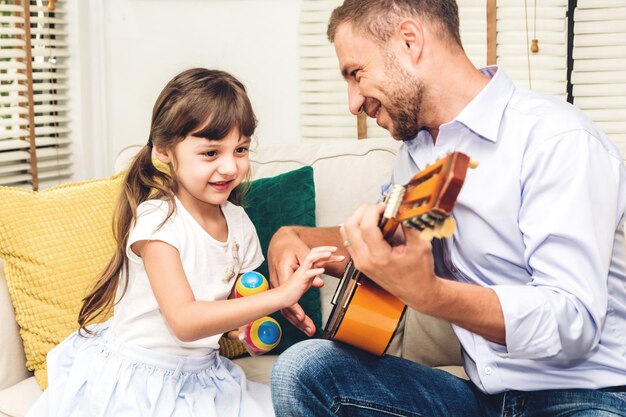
[0,377,40,417]
[0,261,30,391]
[251,138,399,228]
[242,166,319,353]
[0,174,125,389]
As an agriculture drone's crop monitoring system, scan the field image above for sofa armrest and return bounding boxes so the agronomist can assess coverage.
[0,260,31,391]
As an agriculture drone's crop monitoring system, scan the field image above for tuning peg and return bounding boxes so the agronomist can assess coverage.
[420,213,436,228]
[404,218,423,231]
[469,159,479,169]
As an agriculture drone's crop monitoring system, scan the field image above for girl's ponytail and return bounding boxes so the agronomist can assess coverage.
[78,145,174,333]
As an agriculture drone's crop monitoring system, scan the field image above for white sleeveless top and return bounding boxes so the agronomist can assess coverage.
[109,197,264,356]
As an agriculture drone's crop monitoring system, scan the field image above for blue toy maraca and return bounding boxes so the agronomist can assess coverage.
[235,271,282,354]
[243,316,282,354]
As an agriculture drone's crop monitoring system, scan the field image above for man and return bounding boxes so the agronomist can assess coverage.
[269,0,626,415]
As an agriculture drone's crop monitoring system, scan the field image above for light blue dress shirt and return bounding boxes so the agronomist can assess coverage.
[390,66,626,394]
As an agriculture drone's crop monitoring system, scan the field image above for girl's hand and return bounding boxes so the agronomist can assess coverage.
[278,246,342,308]
[227,327,264,357]
[268,227,347,336]
[225,328,264,357]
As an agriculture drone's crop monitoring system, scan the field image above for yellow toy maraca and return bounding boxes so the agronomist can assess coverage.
[235,271,282,354]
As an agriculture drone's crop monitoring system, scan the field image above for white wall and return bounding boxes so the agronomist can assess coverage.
[69,0,303,180]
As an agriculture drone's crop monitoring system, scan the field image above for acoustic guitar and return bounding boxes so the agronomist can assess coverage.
[322,151,475,356]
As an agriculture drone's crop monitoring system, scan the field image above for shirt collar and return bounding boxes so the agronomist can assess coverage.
[453,65,515,143]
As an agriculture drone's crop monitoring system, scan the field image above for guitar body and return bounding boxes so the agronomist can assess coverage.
[324,266,406,355]
[323,152,473,356]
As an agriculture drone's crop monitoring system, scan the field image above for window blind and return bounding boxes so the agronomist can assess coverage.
[299,0,390,140]
[459,0,488,68]
[299,0,570,141]
[571,0,626,154]
[0,0,71,190]
[496,0,568,99]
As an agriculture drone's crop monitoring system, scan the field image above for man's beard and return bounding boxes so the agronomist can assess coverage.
[384,53,424,142]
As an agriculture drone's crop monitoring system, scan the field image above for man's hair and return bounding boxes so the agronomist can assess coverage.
[327,0,462,48]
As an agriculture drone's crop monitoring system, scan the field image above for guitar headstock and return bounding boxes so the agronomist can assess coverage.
[381,152,474,240]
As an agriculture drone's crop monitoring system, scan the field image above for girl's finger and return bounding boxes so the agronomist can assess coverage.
[300,250,334,269]
[307,246,337,258]
[311,276,325,288]
[314,254,345,268]
[303,268,325,278]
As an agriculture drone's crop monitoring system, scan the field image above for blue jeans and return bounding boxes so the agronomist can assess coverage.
[270,339,626,416]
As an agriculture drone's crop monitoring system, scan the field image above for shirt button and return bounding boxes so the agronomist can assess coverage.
[484,366,493,375]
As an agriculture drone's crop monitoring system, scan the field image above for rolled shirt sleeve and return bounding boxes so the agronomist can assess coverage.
[492,132,619,360]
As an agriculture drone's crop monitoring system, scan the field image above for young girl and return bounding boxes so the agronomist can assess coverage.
[26,68,339,417]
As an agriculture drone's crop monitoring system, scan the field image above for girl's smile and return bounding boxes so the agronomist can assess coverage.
[209,179,235,192]
[155,127,251,214]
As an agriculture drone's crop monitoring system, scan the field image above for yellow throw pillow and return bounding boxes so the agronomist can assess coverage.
[0,174,124,389]
[0,172,248,389]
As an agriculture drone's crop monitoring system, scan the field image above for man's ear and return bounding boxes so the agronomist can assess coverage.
[396,19,424,63]
[153,145,172,164]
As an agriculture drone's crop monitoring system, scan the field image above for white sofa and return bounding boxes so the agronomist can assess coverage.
[0,138,464,417]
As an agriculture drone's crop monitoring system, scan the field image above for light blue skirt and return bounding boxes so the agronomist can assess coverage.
[26,323,274,417]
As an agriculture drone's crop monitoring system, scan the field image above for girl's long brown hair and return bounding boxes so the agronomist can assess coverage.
[78,68,257,334]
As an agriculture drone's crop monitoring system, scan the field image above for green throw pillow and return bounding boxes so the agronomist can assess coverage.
[243,166,320,353]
